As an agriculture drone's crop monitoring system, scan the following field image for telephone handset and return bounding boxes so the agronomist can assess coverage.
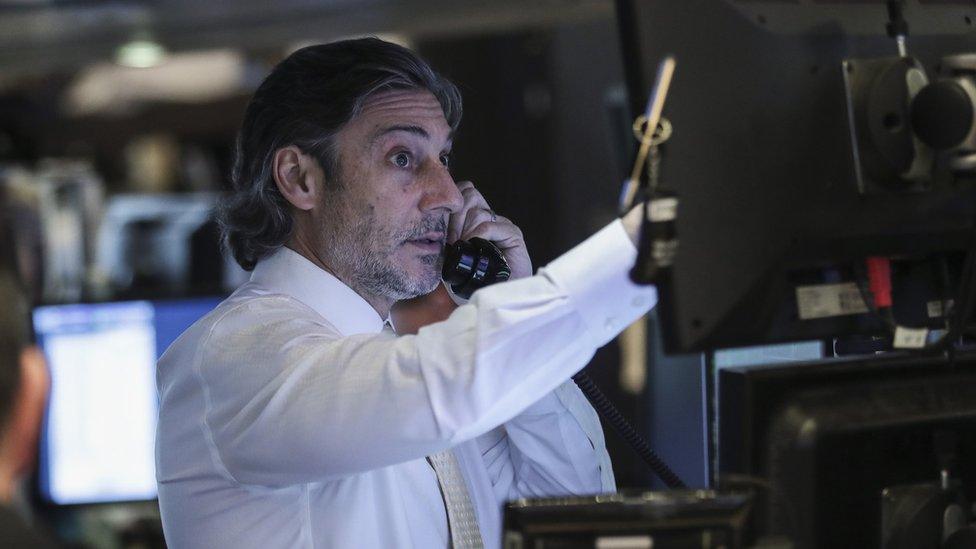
[439,235,687,488]
[442,238,511,299]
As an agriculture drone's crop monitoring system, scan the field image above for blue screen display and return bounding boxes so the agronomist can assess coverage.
[33,296,222,505]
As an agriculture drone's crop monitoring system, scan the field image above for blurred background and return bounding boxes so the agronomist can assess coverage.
[0,1,821,546]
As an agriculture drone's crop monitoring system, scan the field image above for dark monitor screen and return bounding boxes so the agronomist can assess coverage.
[718,352,976,547]
[618,0,976,353]
[32,296,222,505]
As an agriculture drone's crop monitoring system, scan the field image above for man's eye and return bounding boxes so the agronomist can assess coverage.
[439,154,451,167]
[391,152,411,168]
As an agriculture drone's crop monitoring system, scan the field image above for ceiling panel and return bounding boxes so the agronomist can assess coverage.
[0,0,612,79]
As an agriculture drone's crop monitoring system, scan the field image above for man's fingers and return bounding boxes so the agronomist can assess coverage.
[460,186,490,211]
[457,187,491,239]
[448,212,464,244]
[448,181,475,242]
[464,218,523,250]
[464,214,533,279]
[448,182,492,243]
[461,207,495,239]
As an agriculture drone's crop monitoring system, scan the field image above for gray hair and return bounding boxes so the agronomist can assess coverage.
[219,37,463,271]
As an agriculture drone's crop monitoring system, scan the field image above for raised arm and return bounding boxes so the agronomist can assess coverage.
[159,213,651,488]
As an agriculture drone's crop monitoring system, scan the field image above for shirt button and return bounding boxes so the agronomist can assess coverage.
[604,318,616,331]
[632,296,647,308]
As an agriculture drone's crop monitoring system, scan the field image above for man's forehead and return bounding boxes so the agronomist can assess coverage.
[356,89,452,138]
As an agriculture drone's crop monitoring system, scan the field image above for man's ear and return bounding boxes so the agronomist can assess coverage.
[273,145,325,211]
[2,346,48,482]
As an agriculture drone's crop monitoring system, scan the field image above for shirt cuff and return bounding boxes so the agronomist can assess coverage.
[538,219,658,348]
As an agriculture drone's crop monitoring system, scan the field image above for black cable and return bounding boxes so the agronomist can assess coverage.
[886,0,909,40]
[917,230,976,352]
[938,256,953,332]
[938,256,961,368]
[851,227,976,354]
[947,232,976,339]
[572,371,687,489]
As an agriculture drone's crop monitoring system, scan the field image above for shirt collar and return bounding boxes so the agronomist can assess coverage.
[250,246,386,336]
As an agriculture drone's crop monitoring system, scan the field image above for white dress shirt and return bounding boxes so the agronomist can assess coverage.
[155,219,657,549]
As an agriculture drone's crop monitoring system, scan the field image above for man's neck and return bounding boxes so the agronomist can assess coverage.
[343,283,393,320]
[283,239,394,319]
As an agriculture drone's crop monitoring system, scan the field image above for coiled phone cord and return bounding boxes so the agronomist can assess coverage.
[572,371,687,489]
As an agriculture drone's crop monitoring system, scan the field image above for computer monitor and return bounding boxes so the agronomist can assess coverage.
[718,351,976,547]
[32,296,222,505]
[617,0,976,353]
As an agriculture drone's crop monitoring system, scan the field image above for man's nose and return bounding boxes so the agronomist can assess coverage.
[420,164,463,214]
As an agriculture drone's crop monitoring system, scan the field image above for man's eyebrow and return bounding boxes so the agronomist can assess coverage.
[370,125,455,145]
[372,125,429,142]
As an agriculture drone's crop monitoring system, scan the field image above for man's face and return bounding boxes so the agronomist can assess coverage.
[317,89,462,301]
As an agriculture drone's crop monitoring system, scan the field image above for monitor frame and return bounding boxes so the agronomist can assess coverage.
[718,349,976,546]
[615,0,976,353]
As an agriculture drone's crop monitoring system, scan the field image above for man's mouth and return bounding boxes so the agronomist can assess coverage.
[405,232,445,252]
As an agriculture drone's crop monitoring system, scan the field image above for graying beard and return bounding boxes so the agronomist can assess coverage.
[325,195,445,301]
[354,250,441,300]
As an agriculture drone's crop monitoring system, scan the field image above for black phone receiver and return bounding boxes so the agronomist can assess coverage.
[442,237,511,299]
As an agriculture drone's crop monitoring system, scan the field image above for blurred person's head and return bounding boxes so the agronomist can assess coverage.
[219,38,463,315]
[0,238,47,504]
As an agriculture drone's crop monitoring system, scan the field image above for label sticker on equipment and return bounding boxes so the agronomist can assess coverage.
[796,282,868,320]
[647,198,678,222]
[595,536,654,549]
[927,300,954,318]
[894,326,929,349]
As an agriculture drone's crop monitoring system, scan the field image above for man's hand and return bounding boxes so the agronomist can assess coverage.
[393,182,529,335]
[448,181,532,280]
[393,199,643,336]
[622,203,643,247]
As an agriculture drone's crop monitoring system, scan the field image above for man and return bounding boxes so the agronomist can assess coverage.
[0,251,56,548]
[156,37,655,548]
